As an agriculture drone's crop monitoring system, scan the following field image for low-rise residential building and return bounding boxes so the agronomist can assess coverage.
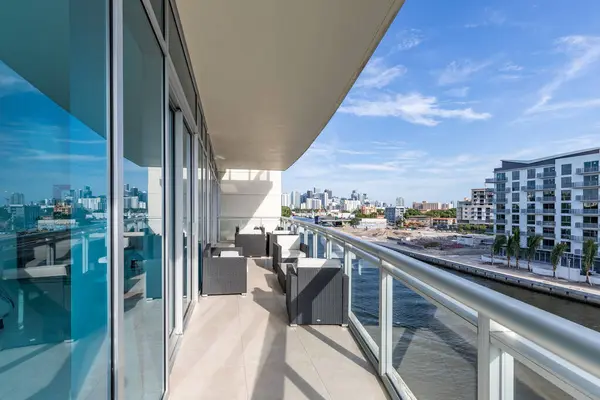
[489,148,600,269]
[360,205,377,215]
[384,206,405,225]
[357,218,387,230]
[457,189,494,225]
[412,201,451,211]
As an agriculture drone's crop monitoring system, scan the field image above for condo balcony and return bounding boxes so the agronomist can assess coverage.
[576,166,600,175]
[572,181,600,188]
[575,222,600,229]
[576,195,600,202]
[536,196,556,202]
[494,187,511,193]
[485,177,508,183]
[536,221,556,226]
[536,171,557,178]
[521,184,556,191]
[571,209,600,215]
[493,197,508,204]
[521,209,556,214]
[542,232,556,238]
[540,245,555,251]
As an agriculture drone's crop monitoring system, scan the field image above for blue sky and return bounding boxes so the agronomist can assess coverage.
[283,0,600,205]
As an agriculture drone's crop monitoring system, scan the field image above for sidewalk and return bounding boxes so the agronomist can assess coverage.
[377,240,600,304]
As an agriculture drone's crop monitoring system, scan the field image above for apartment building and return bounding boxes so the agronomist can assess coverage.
[412,200,451,211]
[384,206,406,225]
[489,148,600,267]
[457,188,494,225]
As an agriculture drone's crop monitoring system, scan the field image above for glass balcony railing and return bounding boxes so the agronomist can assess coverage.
[486,177,508,183]
[571,209,600,215]
[572,181,600,188]
[576,195,600,202]
[542,232,556,238]
[536,221,556,226]
[537,171,557,178]
[521,209,555,214]
[575,222,600,229]
[285,217,600,400]
[521,185,556,191]
[536,196,556,202]
[576,166,600,175]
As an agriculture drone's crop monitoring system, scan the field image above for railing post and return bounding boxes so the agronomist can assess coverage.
[479,315,515,400]
[379,262,393,376]
[326,237,332,259]
[303,227,309,246]
[81,232,89,273]
[344,244,352,317]
[312,230,318,258]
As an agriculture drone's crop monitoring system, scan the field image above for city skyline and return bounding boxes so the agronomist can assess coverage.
[283,0,600,202]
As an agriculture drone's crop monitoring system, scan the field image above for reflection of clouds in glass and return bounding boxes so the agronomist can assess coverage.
[0,61,35,97]
[14,149,105,162]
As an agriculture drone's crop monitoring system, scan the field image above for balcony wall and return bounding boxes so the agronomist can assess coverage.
[219,169,282,240]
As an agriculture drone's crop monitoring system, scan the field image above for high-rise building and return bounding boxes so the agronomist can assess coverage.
[489,149,600,266]
[313,187,321,194]
[412,201,451,211]
[281,192,290,207]
[342,199,361,212]
[325,189,333,199]
[289,191,301,209]
[9,192,25,205]
[350,190,359,200]
[318,192,329,208]
[306,190,314,199]
[396,197,405,207]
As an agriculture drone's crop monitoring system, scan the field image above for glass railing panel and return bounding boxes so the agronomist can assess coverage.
[391,279,477,399]
[351,255,380,349]
[514,360,574,399]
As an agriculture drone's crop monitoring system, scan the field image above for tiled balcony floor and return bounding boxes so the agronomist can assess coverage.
[170,259,388,400]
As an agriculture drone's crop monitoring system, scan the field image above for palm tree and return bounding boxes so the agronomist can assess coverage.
[491,235,506,265]
[550,243,568,279]
[506,234,515,268]
[513,230,521,269]
[582,239,598,285]
[526,235,543,272]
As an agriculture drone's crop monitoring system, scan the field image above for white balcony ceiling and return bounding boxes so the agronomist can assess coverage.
[176,0,404,170]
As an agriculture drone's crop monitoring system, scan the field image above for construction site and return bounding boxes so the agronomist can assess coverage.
[336,225,493,257]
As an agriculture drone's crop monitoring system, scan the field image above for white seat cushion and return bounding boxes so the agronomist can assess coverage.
[297,258,341,269]
[239,226,263,234]
[220,250,241,257]
[281,250,306,259]
[276,235,301,250]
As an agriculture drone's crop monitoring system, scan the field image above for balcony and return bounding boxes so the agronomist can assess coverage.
[496,219,507,224]
[576,195,600,202]
[572,181,600,188]
[493,209,510,215]
[565,235,583,241]
[494,187,511,193]
[494,197,508,204]
[541,245,555,251]
[571,209,600,215]
[536,196,556,202]
[521,209,555,214]
[575,222,600,229]
[537,171,557,178]
[521,184,556,191]
[486,176,508,183]
[542,231,556,238]
[576,166,600,175]
[536,221,556,226]
[284,218,600,400]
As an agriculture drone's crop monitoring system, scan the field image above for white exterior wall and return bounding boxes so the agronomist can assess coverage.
[495,151,600,255]
[219,169,282,241]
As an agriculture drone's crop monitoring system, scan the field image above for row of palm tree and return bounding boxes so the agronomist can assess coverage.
[491,233,598,285]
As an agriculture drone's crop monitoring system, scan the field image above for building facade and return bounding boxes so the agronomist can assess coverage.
[412,201,451,211]
[395,196,405,207]
[457,189,494,225]
[489,149,600,268]
[281,192,290,207]
[384,206,405,225]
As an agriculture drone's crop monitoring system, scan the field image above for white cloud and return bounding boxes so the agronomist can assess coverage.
[526,35,600,114]
[340,163,402,171]
[528,98,600,114]
[355,57,406,89]
[465,8,507,28]
[444,86,470,98]
[393,29,424,52]
[16,149,105,162]
[499,62,523,72]
[438,60,491,85]
[336,149,375,155]
[54,138,106,145]
[339,92,492,126]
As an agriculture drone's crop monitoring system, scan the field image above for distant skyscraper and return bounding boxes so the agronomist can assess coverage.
[290,191,301,209]
[396,197,405,207]
[350,190,359,200]
[281,193,290,207]
[314,187,321,194]
[83,185,93,198]
[53,184,71,201]
[306,190,314,199]
[9,192,25,205]
[325,189,333,199]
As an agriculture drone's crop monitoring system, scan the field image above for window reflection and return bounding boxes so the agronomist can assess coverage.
[0,1,109,396]
[123,0,164,398]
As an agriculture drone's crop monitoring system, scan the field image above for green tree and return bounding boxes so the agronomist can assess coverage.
[550,243,568,278]
[492,235,507,265]
[526,235,543,272]
[512,230,521,269]
[281,206,291,218]
[506,234,516,268]
[404,208,422,217]
[349,217,360,228]
[582,239,598,285]
[395,216,404,228]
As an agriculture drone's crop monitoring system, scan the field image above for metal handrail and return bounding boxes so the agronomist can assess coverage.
[284,217,600,381]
